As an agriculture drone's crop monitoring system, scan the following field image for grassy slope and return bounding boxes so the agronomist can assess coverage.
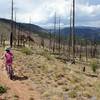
[0,45,100,100]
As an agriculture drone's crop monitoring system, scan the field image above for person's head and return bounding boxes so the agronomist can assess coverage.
[5,47,11,53]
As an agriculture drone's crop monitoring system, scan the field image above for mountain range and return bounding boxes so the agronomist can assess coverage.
[0,18,100,42]
[49,27,100,41]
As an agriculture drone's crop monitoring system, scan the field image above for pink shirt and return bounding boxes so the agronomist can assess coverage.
[5,52,13,65]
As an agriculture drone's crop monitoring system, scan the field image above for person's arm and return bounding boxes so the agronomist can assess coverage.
[0,53,5,59]
[11,52,14,59]
[1,54,5,60]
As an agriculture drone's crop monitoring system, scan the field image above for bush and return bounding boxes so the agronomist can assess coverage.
[21,47,32,55]
[0,85,7,94]
[91,61,98,73]
[68,90,77,98]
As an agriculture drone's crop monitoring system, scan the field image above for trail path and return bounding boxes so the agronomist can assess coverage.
[0,60,41,100]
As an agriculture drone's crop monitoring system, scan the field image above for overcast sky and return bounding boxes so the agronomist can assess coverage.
[0,0,100,28]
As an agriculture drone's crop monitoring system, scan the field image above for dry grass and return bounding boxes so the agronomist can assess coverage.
[0,46,100,100]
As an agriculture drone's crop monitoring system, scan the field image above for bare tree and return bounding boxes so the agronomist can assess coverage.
[92,41,97,58]
[28,17,31,47]
[68,4,72,58]
[85,39,88,61]
[58,17,61,54]
[1,33,3,45]
[79,40,82,61]
[17,24,20,46]
[14,10,17,47]
[10,0,14,47]
[49,29,52,51]
[72,0,75,63]
[53,12,56,53]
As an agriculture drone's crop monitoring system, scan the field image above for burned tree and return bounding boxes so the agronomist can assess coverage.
[17,24,20,46]
[14,11,17,47]
[85,39,88,61]
[68,4,72,58]
[71,0,75,63]
[41,37,45,48]
[53,12,56,53]
[10,0,14,47]
[79,40,82,61]
[28,18,31,47]
[49,29,52,51]
[92,41,97,58]
[58,17,61,54]
[1,33,3,45]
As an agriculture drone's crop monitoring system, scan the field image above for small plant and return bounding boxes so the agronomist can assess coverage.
[14,94,19,99]
[68,90,77,98]
[91,61,98,73]
[0,85,7,94]
[21,47,32,55]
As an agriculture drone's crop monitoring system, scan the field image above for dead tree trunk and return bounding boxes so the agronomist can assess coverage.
[85,39,88,61]
[14,11,17,47]
[79,40,82,61]
[10,0,14,48]
[53,12,56,53]
[68,5,72,58]
[1,34,3,45]
[92,41,97,58]
[90,41,93,58]
[17,24,20,46]
[41,37,44,49]
[49,29,52,51]
[71,0,75,64]
[58,17,61,54]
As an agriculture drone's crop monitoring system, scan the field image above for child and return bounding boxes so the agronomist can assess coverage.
[1,47,14,79]
[4,47,13,69]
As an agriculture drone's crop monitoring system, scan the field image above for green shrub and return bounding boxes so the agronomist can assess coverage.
[0,85,7,94]
[91,61,98,73]
[21,47,32,55]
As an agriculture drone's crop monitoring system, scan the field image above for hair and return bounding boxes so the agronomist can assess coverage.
[6,50,10,53]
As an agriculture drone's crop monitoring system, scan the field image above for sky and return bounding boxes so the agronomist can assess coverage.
[0,0,100,28]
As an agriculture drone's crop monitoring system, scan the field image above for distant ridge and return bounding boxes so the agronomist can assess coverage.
[0,18,48,38]
[48,26,100,41]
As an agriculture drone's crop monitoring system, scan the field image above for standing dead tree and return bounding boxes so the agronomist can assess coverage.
[58,17,61,54]
[17,24,21,47]
[10,0,14,47]
[28,18,31,47]
[53,12,56,53]
[79,40,82,61]
[71,0,75,63]
[92,41,97,58]
[13,11,17,47]
[49,29,52,51]
[1,33,3,46]
[41,37,45,48]
[68,4,72,58]
[85,39,88,61]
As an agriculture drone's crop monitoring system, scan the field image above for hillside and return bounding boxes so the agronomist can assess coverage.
[48,27,100,42]
[0,45,100,100]
[1,18,100,43]
[0,18,48,38]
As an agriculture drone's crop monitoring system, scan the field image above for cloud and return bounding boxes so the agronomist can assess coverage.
[0,0,100,27]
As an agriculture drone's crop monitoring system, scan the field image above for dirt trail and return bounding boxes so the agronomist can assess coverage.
[0,60,41,100]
